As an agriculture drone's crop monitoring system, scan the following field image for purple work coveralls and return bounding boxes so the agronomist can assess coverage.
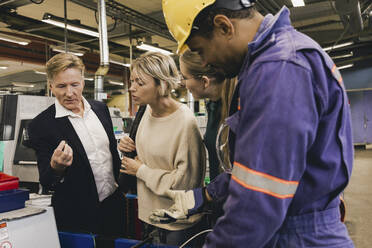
[204,6,354,248]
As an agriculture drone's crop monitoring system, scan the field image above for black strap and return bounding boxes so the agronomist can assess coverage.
[123,105,147,159]
[118,105,147,193]
[214,0,255,10]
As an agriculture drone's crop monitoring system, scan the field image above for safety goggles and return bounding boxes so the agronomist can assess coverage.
[216,122,233,172]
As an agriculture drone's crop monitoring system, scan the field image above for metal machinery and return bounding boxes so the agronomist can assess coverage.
[109,106,124,134]
[0,95,54,191]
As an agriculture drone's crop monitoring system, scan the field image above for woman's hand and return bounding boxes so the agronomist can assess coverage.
[121,156,143,176]
[118,135,136,153]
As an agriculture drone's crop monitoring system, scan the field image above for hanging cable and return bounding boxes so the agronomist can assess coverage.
[95,11,118,32]
[326,0,351,53]
[327,22,351,53]
[179,229,213,248]
[64,0,68,53]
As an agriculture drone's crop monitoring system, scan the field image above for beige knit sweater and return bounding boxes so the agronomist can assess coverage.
[135,104,206,231]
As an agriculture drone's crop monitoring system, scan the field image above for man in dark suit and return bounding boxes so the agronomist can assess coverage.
[28,53,126,236]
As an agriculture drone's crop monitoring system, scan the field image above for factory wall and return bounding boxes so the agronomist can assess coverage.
[343,66,372,144]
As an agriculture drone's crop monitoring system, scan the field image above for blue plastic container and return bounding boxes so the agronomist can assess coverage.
[58,232,177,248]
[0,189,29,213]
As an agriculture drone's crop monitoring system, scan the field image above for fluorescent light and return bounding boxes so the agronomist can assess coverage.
[136,43,173,55]
[323,42,353,52]
[0,33,30,45]
[110,59,130,67]
[331,52,353,60]
[338,64,354,70]
[52,47,84,57]
[34,70,46,75]
[291,0,305,7]
[84,77,94,81]
[0,66,8,70]
[12,82,35,88]
[42,13,99,38]
[108,80,124,86]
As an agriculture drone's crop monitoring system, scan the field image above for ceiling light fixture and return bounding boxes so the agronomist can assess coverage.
[0,33,30,46]
[42,13,99,38]
[110,59,130,68]
[84,77,94,81]
[331,52,353,60]
[52,47,84,57]
[338,64,354,70]
[323,42,353,52]
[136,42,173,56]
[108,80,124,86]
[291,0,305,7]
[12,82,35,88]
[0,66,8,70]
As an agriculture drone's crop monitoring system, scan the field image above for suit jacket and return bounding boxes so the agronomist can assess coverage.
[28,100,121,233]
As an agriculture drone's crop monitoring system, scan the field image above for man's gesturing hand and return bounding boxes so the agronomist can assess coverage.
[50,140,73,173]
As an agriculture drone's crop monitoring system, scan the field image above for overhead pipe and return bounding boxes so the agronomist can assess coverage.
[94,0,109,101]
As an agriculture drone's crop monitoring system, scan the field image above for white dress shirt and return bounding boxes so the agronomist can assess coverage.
[55,97,117,202]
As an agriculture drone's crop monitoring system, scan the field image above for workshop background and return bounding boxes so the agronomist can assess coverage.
[0,0,372,247]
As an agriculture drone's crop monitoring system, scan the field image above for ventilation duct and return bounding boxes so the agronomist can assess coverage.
[94,0,109,101]
[335,0,363,33]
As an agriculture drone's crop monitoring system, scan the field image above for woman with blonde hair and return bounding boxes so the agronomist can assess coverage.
[179,49,236,181]
[118,51,206,246]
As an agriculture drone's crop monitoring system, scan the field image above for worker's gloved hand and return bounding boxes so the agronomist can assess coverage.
[149,187,207,224]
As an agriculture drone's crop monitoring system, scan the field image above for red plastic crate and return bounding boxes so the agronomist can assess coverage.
[0,173,19,191]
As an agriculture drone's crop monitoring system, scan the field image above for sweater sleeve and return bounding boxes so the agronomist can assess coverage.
[136,117,206,196]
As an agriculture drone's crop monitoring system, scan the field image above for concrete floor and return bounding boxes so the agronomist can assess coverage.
[344,148,372,248]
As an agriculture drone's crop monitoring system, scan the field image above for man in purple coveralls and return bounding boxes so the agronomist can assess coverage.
[150,0,355,247]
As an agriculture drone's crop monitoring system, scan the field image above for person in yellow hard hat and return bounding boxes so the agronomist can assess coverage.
[151,0,354,247]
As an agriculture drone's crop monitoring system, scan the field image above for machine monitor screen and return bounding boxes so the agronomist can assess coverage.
[13,119,37,165]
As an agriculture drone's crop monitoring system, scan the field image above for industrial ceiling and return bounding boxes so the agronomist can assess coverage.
[0,0,371,95]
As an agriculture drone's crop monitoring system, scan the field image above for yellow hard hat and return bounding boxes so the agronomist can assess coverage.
[162,0,256,54]
[162,0,216,54]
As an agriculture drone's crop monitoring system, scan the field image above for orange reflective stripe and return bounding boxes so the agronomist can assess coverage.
[234,162,299,184]
[232,175,295,199]
[332,64,343,85]
[232,162,299,199]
